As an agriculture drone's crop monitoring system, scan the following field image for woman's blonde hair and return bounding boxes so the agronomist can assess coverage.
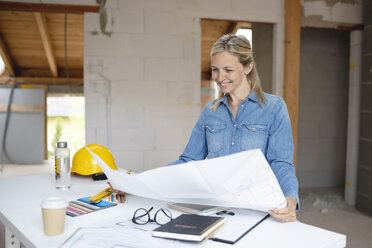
[210,33,266,111]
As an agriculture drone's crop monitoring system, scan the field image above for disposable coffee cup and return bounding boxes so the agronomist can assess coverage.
[41,197,68,236]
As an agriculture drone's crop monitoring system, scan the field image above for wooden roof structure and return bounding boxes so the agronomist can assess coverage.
[0,2,99,86]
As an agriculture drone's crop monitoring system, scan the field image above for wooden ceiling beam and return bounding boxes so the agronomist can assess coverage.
[35,12,58,78]
[232,22,252,34]
[227,22,237,34]
[0,1,99,13]
[0,76,83,85]
[0,34,15,76]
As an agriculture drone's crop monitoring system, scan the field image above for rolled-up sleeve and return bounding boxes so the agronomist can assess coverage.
[266,98,300,210]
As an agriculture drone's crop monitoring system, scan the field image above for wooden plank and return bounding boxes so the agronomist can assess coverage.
[0,2,99,13]
[284,0,301,166]
[0,11,84,72]
[34,12,58,77]
[0,76,83,84]
[227,22,237,34]
[231,22,252,34]
[17,68,83,78]
[0,103,44,113]
[0,11,49,71]
[0,34,15,76]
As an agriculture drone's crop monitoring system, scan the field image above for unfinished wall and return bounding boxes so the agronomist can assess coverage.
[83,0,285,172]
[297,0,362,188]
[301,0,363,29]
[1,0,363,176]
[0,1,366,248]
[0,0,286,173]
[298,28,350,187]
[357,0,372,216]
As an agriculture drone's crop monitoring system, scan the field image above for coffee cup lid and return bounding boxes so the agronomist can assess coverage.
[41,197,68,209]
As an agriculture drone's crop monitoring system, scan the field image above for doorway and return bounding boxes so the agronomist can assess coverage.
[297,28,350,188]
[200,19,274,109]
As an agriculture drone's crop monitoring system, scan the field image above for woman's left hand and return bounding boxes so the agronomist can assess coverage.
[269,196,297,222]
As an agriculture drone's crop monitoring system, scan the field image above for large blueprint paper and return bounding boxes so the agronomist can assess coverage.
[86,148,287,212]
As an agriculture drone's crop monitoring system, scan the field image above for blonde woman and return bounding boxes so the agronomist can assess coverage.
[170,34,298,222]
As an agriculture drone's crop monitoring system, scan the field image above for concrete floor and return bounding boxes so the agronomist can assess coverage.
[0,163,372,248]
[298,187,372,248]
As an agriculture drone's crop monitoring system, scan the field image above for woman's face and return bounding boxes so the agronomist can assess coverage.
[211,51,252,95]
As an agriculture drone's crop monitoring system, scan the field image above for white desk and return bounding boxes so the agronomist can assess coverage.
[0,174,346,248]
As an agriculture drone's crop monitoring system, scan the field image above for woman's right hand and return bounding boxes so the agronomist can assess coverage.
[107,182,126,196]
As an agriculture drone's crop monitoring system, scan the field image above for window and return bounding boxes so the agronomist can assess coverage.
[47,95,85,158]
[236,28,253,50]
[0,56,5,75]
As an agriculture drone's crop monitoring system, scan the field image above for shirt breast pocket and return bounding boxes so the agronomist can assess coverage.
[241,124,268,151]
[205,125,226,154]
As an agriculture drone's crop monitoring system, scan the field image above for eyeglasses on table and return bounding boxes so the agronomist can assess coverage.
[132,207,173,225]
[216,210,235,216]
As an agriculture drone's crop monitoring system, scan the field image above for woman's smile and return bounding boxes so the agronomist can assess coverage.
[211,51,251,96]
[217,80,232,90]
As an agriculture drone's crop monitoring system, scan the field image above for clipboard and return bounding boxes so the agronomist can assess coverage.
[210,209,270,244]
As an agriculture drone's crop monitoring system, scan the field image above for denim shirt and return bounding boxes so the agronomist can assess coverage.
[170,91,299,207]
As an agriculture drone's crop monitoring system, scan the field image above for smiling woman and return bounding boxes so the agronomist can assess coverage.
[210,51,254,117]
[210,34,265,110]
[169,34,299,223]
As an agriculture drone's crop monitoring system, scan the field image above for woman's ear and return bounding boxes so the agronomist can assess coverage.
[244,62,254,75]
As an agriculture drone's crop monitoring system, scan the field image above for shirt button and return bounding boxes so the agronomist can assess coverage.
[241,104,244,107]
[233,124,237,128]
[252,127,256,131]
[232,142,235,146]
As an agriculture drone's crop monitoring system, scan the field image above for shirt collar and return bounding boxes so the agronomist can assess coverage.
[247,91,259,103]
[218,91,259,106]
[218,95,228,106]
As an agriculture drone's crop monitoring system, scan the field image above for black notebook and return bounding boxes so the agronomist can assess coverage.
[152,214,226,242]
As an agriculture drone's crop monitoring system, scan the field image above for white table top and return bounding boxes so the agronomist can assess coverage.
[0,174,346,248]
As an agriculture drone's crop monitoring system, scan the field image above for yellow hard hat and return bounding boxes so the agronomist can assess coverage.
[72,144,118,176]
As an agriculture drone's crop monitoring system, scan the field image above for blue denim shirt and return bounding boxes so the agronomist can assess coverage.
[170,91,299,207]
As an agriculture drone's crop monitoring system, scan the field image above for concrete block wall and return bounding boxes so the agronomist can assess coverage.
[1,0,362,177]
[356,0,372,216]
[84,2,201,172]
[83,0,285,173]
[298,28,350,187]
[0,0,286,173]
